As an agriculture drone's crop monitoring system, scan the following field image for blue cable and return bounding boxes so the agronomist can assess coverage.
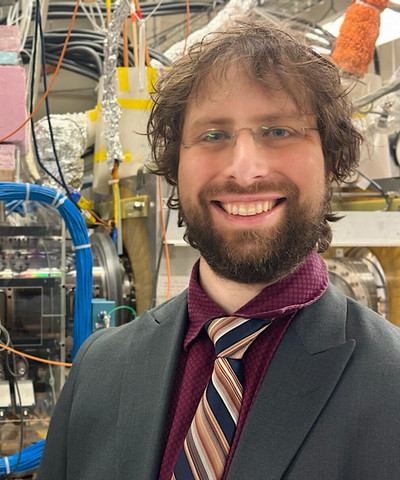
[0,183,93,357]
[0,182,93,476]
[0,439,45,475]
[5,200,25,216]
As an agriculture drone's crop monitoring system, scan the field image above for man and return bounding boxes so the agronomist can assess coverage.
[37,21,400,480]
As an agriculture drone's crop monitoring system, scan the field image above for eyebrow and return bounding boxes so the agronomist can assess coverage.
[189,113,310,129]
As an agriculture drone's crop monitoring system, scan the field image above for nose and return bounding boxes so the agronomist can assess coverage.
[222,129,272,186]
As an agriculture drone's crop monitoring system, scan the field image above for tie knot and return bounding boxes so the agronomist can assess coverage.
[206,316,271,359]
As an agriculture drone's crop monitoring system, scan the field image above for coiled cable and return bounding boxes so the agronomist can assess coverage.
[0,439,45,477]
[0,182,93,358]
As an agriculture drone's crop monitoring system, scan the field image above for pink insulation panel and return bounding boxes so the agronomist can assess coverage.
[0,65,27,148]
[0,26,20,52]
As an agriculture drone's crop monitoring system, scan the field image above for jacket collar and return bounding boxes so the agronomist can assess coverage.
[227,285,355,479]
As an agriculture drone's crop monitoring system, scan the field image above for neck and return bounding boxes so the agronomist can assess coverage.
[198,257,272,314]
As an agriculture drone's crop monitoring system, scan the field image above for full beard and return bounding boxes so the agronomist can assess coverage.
[180,181,330,284]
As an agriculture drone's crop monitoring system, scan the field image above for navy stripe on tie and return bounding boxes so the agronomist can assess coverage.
[174,446,195,479]
[207,374,236,444]
[215,317,267,355]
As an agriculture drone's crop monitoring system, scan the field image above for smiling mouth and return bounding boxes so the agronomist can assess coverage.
[213,198,286,216]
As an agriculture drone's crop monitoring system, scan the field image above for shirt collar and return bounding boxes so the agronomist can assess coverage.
[185,250,328,350]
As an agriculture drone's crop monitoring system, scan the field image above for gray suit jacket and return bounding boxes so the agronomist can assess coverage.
[37,285,400,479]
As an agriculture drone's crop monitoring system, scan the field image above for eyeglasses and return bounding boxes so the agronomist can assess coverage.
[182,125,319,152]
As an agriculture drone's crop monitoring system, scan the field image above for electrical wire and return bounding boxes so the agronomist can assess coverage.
[0,344,72,367]
[157,177,171,300]
[0,183,93,359]
[30,0,71,198]
[144,0,165,20]
[20,30,172,79]
[134,0,151,67]
[0,0,81,144]
[28,0,65,189]
[0,324,11,349]
[356,170,391,211]
[315,0,337,24]
[0,321,49,476]
[107,305,137,317]
[255,8,337,52]
[1,337,24,478]
[106,0,111,25]
[182,0,190,56]
[80,1,105,33]
[123,18,129,67]
[0,440,45,476]
[149,197,172,308]
[130,4,139,67]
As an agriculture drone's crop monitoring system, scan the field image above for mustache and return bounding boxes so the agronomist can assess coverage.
[198,180,299,199]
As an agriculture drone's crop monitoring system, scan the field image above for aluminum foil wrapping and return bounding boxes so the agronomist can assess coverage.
[34,113,88,190]
[102,0,130,171]
[151,0,257,67]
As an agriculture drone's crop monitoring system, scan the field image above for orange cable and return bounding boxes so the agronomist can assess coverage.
[112,161,119,226]
[133,0,141,17]
[106,0,112,26]
[144,40,151,67]
[157,176,171,299]
[182,0,190,56]
[123,18,129,67]
[0,0,81,144]
[87,208,110,228]
[1,343,72,367]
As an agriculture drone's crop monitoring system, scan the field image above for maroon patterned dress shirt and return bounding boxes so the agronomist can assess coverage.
[158,250,328,479]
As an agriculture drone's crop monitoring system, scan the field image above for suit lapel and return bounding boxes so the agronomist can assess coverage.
[113,291,188,479]
[228,286,355,480]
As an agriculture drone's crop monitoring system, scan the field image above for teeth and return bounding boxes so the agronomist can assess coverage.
[263,201,274,212]
[221,200,278,216]
[246,204,257,216]
[238,205,247,215]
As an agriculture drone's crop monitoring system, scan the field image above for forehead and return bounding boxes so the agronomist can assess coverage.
[183,68,313,127]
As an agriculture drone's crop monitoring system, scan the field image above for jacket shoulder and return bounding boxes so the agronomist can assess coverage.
[77,289,189,354]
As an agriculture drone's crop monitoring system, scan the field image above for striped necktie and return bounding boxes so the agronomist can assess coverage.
[172,315,271,480]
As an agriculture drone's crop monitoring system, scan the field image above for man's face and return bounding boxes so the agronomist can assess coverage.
[178,70,329,284]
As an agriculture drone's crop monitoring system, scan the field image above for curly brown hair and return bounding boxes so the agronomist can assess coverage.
[147,19,362,251]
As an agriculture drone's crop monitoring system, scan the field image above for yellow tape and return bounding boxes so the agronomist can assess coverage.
[94,150,107,163]
[118,98,153,109]
[118,67,130,92]
[87,109,98,122]
[94,151,133,163]
[147,67,157,93]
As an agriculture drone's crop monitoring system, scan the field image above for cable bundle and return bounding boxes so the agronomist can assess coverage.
[0,439,45,476]
[0,182,93,358]
[21,29,173,81]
